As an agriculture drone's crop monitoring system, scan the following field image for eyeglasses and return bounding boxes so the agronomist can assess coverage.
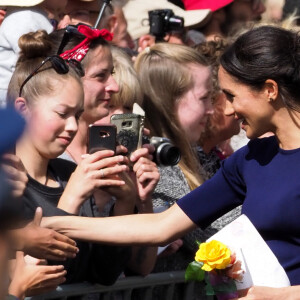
[18,55,84,97]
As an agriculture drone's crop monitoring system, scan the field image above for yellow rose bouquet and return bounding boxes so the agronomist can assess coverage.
[185,240,244,300]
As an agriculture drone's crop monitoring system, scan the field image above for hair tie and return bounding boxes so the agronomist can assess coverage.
[60,25,113,62]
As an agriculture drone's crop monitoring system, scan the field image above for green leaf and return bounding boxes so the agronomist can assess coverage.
[185,261,205,282]
[205,280,215,296]
[212,279,237,294]
[196,240,201,246]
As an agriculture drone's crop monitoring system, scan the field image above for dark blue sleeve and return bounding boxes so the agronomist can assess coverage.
[178,146,247,229]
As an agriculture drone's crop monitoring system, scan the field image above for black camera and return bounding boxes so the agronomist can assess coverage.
[144,136,181,166]
[148,9,184,40]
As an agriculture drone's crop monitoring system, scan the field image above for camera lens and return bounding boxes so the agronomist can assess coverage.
[168,16,184,32]
[156,143,181,166]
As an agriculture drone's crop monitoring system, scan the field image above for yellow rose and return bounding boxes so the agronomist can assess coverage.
[195,240,231,272]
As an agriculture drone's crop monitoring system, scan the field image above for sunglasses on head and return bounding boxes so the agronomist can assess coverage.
[57,23,89,56]
[18,55,84,97]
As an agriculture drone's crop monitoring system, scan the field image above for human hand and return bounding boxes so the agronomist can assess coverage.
[218,139,234,158]
[9,251,66,300]
[130,146,160,210]
[157,239,183,258]
[103,170,137,201]
[103,171,137,216]
[12,207,78,261]
[58,150,129,214]
[1,154,28,198]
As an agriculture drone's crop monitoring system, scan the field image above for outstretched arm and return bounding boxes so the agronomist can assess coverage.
[42,203,197,246]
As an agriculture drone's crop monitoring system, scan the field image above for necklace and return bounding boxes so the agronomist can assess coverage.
[65,149,78,163]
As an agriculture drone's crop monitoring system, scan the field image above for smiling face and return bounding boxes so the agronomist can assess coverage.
[176,63,214,144]
[81,45,119,124]
[27,78,84,159]
[218,66,274,139]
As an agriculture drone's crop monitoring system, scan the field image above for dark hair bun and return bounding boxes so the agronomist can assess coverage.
[18,30,53,59]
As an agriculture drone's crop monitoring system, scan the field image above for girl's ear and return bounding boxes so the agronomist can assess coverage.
[14,97,29,117]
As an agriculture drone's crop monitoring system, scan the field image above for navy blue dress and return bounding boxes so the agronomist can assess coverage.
[178,136,300,285]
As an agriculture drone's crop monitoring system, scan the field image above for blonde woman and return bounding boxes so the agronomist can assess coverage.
[134,43,241,288]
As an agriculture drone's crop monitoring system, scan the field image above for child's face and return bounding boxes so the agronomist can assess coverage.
[26,78,84,159]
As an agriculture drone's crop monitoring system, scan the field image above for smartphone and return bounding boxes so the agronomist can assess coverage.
[110,113,144,157]
[88,124,117,154]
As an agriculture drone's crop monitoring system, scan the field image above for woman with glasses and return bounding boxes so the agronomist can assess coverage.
[7,29,134,285]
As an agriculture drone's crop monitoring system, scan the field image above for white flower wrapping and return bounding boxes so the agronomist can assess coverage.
[207,215,290,290]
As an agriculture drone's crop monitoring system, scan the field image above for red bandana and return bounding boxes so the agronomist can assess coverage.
[60,25,113,62]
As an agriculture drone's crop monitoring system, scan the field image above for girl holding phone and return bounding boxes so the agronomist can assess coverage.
[7,29,132,285]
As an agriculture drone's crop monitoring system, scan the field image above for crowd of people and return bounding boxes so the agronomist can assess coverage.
[1,0,300,299]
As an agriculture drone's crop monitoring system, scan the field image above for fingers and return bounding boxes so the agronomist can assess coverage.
[172,239,184,249]
[6,178,27,198]
[133,156,158,174]
[52,231,77,247]
[1,155,28,197]
[47,246,77,261]
[40,273,66,287]
[1,153,26,171]
[24,255,47,266]
[116,145,128,155]
[95,178,126,187]
[39,231,79,260]
[2,163,27,181]
[26,267,67,296]
[81,155,129,172]
[141,143,155,155]
[51,238,78,254]
[143,127,151,136]
[2,162,28,186]
[82,165,128,182]
[15,251,25,264]
[43,264,65,275]
[137,172,159,186]
[98,164,129,178]
[134,159,158,178]
[130,148,153,162]
[33,207,43,226]
[81,150,115,163]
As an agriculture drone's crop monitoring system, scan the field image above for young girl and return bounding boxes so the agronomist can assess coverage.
[134,43,240,281]
[7,29,132,285]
